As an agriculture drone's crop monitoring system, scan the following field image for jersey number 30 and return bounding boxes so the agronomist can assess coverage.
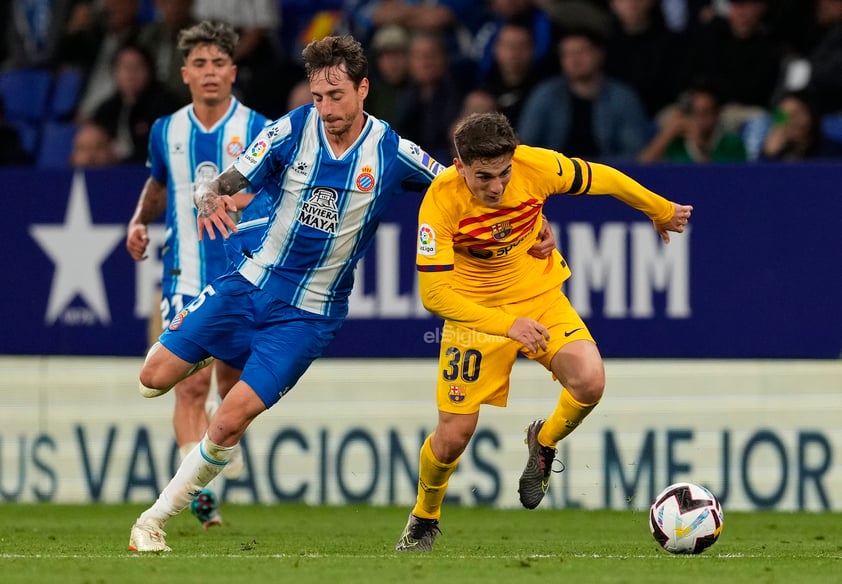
[442,347,482,382]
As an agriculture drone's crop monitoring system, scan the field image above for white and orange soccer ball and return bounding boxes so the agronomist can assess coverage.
[649,482,724,554]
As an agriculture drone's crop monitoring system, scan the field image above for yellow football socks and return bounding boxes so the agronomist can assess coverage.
[412,434,458,520]
[538,390,599,448]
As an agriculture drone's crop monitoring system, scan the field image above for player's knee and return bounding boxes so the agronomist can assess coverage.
[432,425,472,463]
[565,366,605,404]
[139,342,177,390]
[139,364,169,391]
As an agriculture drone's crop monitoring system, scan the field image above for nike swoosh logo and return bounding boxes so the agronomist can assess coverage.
[564,327,583,337]
[555,158,563,176]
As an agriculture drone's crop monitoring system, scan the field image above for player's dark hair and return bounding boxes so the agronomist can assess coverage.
[177,21,238,61]
[302,35,368,88]
[452,112,519,165]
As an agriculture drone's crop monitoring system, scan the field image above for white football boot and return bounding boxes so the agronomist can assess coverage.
[128,519,171,552]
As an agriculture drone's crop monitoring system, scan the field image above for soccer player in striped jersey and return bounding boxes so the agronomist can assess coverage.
[126,34,451,552]
[395,112,693,552]
[125,21,269,533]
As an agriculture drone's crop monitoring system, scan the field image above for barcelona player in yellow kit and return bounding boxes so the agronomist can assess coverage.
[396,112,693,552]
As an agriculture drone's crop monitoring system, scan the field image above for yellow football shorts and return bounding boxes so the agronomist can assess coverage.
[435,287,594,414]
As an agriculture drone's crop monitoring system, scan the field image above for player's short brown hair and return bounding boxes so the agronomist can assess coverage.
[453,112,519,165]
[302,35,368,88]
[177,21,238,61]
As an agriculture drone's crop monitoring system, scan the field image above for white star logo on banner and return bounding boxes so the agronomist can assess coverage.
[30,171,125,325]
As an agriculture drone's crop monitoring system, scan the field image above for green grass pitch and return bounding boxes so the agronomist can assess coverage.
[1,504,840,583]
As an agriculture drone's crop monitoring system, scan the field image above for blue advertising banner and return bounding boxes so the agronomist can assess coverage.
[3,163,841,358]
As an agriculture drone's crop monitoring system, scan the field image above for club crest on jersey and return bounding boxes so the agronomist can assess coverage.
[448,385,466,403]
[298,187,339,234]
[418,224,436,256]
[356,165,375,192]
[169,309,189,331]
[226,137,244,157]
[491,220,512,240]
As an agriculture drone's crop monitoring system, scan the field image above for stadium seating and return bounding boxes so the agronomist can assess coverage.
[0,68,53,123]
[37,122,78,169]
[9,119,40,160]
[821,112,842,145]
[49,68,84,121]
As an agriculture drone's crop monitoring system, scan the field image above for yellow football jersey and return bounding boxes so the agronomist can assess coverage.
[415,144,674,336]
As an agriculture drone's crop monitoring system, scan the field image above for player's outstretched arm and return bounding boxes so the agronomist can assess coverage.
[196,166,252,241]
[586,162,692,244]
[655,203,693,244]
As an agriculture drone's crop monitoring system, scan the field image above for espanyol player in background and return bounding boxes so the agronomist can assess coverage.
[125,21,268,533]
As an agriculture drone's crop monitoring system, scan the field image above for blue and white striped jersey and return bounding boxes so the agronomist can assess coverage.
[148,97,269,298]
[229,105,445,317]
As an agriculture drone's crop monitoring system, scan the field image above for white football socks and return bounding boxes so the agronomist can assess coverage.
[139,434,234,525]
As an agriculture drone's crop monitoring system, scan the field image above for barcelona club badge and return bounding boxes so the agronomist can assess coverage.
[448,385,465,403]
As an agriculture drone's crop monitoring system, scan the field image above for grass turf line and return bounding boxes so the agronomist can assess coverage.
[0,504,840,583]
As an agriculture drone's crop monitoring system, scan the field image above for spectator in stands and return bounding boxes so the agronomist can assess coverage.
[0,0,75,69]
[285,79,314,113]
[805,0,842,116]
[477,16,548,129]
[137,0,197,106]
[518,28,651,161]
[0,96,31,166]
[0,3,8,65]
[604,0,686,118]
[471,0,556,82]
[659,0,717,34]
[390,31,467,162]
[447,89,499,157]
[191,0,285,116]
[365,24,411,123]
[535,0,613,36]
[343,0,483,57]
[680,0,782,122]
[89,41,180,164]
[192,0,279,65]
[56,0,143,119]
[761,90,842,161]
[70,121,119,167]
[638,80,747,163]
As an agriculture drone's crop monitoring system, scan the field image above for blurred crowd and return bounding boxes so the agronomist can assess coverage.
[3,0,842,169]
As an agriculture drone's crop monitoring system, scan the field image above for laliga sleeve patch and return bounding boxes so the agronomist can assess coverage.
[418,224,436,256]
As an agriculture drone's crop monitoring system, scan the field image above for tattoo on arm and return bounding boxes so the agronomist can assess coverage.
[217,167,251,196]
[196,167,250,218]
[134,178,167,225]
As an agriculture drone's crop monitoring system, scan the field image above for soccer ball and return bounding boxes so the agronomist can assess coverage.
[649,482,723,554]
